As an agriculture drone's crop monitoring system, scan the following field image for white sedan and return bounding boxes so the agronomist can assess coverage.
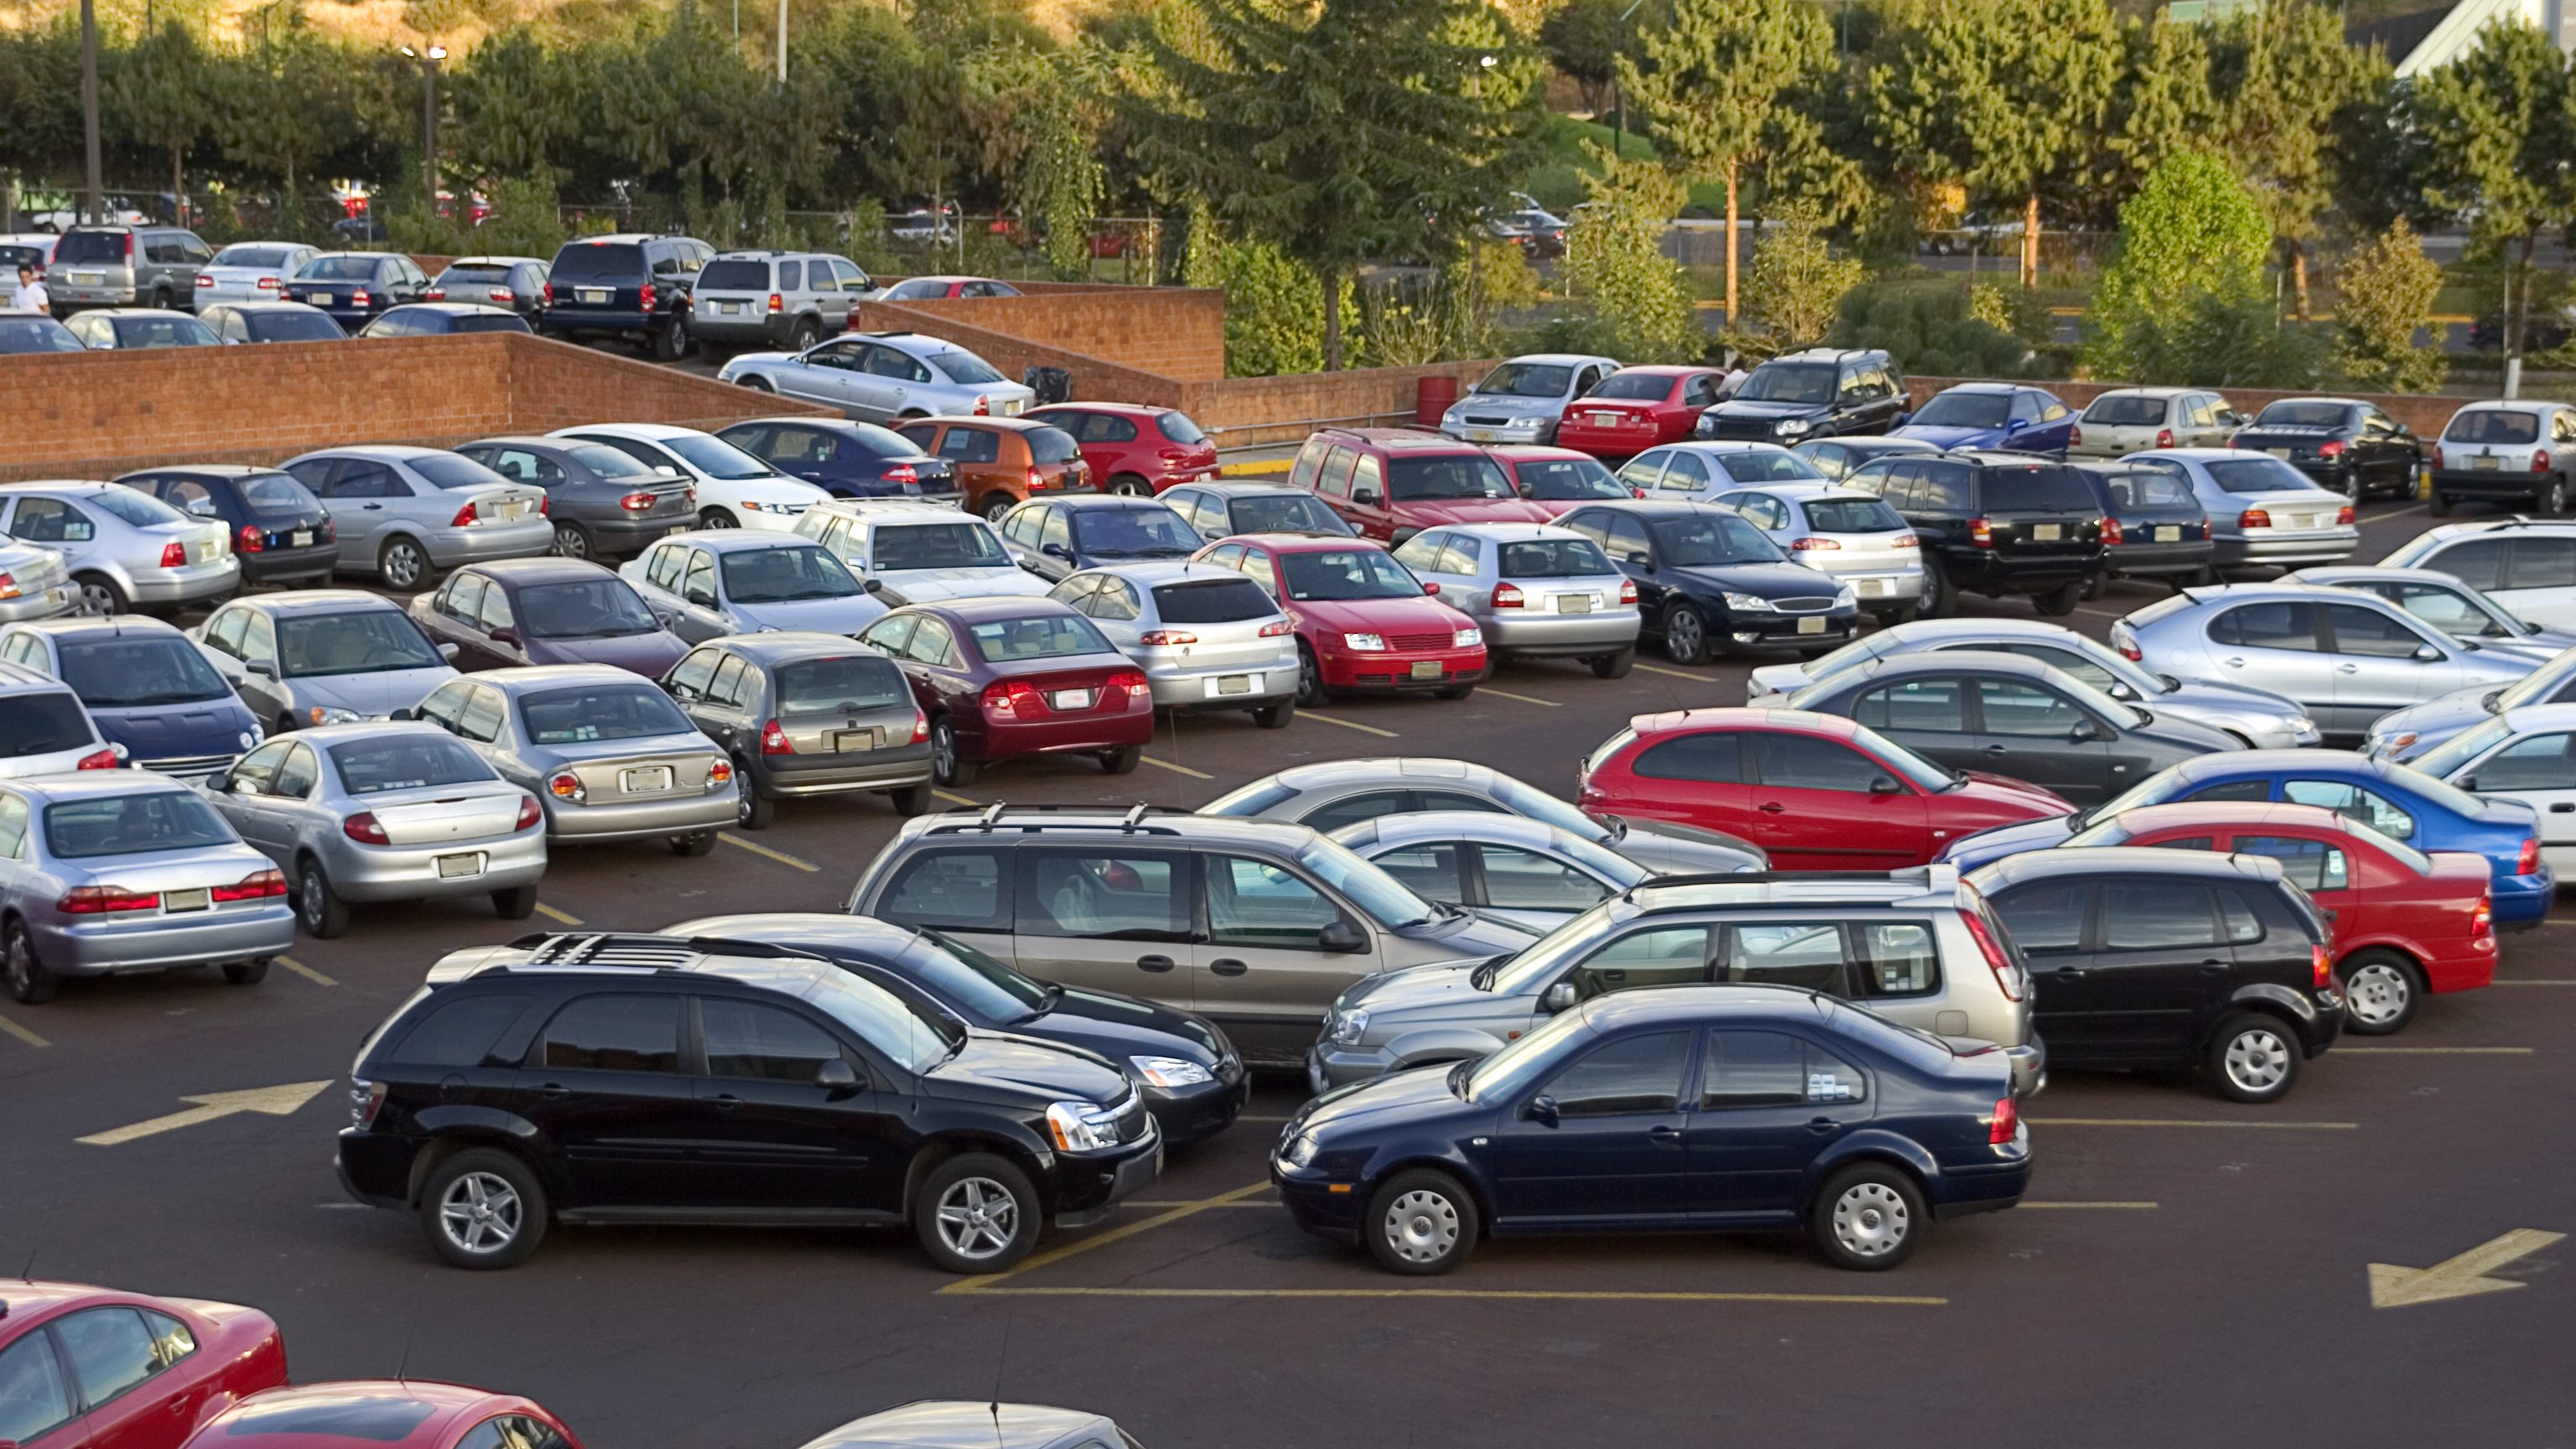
[547,422,829,533]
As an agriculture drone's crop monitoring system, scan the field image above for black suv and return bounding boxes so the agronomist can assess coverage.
[1555,499,1862,662]
[1696,347,1907,444]
[1969,848,2342,1103]
[336,932,1161,1273]
[539,234,715,361]
[1846,449,2107,618]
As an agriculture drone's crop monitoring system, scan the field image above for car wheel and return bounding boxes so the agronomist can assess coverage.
[738,376,773,392]
[915,1152,1040,1273]
[2342,467,2364,502]
[1810,1162,1927,1271]
[1107,472,1152,497]
[550,522,594,560]
[652,309,692,362]
[377,538,432,591]
[1363,1168,1478,1275]
[2338,949,2422,1036]
[1918,555,1954,618]
[930,717,978,787]
[2031,580,2083,616]
[420,1148,548,1270]
[221,958,269,986]
[69,573,125,617]
[1295,641,1328,707]
[2205,1012,2301,1103]
[887,781,934,816]
[1591,647,1635,680]
[1099,743,1142,774]
[2545,476,2569,516]
[2079,574,2106,602]
[491,883,539,921]
[2428,492,2453,517]
[1662,604,1711,665]
[732,756,776,829]
[3,918,58,1005]
[790,317,822,351]
[1252,697,1296,729]
[696,507,738,529]
[668,829,718,857]
[978,493,1016,523]
[1872,604,1919,626]
[294,856,351,938]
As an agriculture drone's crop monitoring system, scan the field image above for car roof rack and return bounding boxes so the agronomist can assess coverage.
[1622,864,1955,904]
[927,802,1195,835]
[496,932,823,970]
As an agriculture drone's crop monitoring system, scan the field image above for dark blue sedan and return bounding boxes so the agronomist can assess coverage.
[283,252,431,328]
[0,615,259,781]
[714,417,961,506]
[1270,988,2028,1274]
[1935,748,2554,929]
[1893,382,2077,453]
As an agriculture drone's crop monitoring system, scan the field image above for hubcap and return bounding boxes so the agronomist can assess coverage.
[301,869,325,926]
[75,583,115,616]
[1832,1182,1910,1257]
[2225,1027,2292,1091]
[555,526,587,558]
[1670,611,1701,657]
[736,769,756,823]
[932,724,955,776]
[1382,1189,1459,1264]
[2345,963,2412,1027]
[7,932,30,990]
[438,1171,522,1254]
[700,512,735,529]
[935,1176,1020,1260]
[385,547,421,588]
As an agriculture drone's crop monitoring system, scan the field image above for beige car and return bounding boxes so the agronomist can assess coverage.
[2067,387,2243,459]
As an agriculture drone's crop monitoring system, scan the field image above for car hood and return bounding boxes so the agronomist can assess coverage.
[1446,395,1567,421]
[1292,1058,1485,1140]
[1024,988,1228,1066]
[1398,499,1563,528]
[91,696,260,756]
[727,595,891,635]
[1666,559,1847,601]
[1935,813,2078,869]
[2133,712,2241,754]
[925,1032,1130,1104]
[2158,678,2305,715]
[2481,628,2576,663]
[295,664,460,719]
[1397,905,1540,958]
[527,631,691,677]
[722,351,796,375]
[1340,960,1509,1021]
[876,566,1053,605]
[1596,815,1768,872]
[1890,423,2003,449]
[1292,594,1473,634]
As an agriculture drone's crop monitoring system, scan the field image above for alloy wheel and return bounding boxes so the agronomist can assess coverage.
[73,580,117,617]
[437,1171,523,1254]
[382,543,424,589]
[1666,608,1704,662]
[933,1176,1020,1262]
[1380,1188,1460,1265]
[299,867,327,931]
[2224,1026,2292,1093]
[1830,1182,1911,1259]
[736,770,758,825]
[931,721,957,779]
[553,524,589,559]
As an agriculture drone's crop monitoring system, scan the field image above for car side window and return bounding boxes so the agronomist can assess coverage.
[0,793,29,861]
[273,744,319,798]
[644,544,683,591]
[2101,882,2219,949]
[230,739,290,793]
[665,647,720,701]
[1300,789,1415,834]
[242,612,276,666]
[2282,779,2415,840]
[1566,925,1711,998]
[1857,922,1940,996]
[1092,580,1141,622]
[1000,507,1041,548]
[1701,1029,1862,1108]
[414,680,470,734]
[1288,437,1330,491]
[1854,678,1969,734]
[940,428,1000,465]
[1602,516,1651,561]
[895,423,940,451]
[681,551,719,606]
[1655,452,1709,490]
[1021,849,1189,940]
[534,995,684,1072]
[0,1328,78,1444]
[2179,778,2273,805]
[1540,1030,1692,1116]
[1976,678,2089,737]
[2235,835,2349,891]
[1391,531,1446,573]
[443,573,487,623]
[2323,602,2435,660]
[1317,448,1358,499]
[1478,844,1613,911]
[2506,538,2576,590]
[1985,641,2118,693]
[1204,854,1342,948]
[1720,922,1852,991]
[1752,732,1883,792]
[1240,549,1280,596]
[699,999,845,1082]
[2464,731,2576,790]
[2427,538,2506,591]
[858,615,917,657]
[1614,454,1665,492]
[1994,880,2090,953]
[880,849,1010,930]
[1632,731,1742,782]
[1041,509,1072,556]
[457,686,506,744]
[454,1421,512,1449]
[708,655,753,709]
[1350,454,1385,502]
[2008,392,2042,424]
[53,1306,164,1409]
[206,606,250,657]
[2208,600,2319,652]
[1368,843,1461,900]
[8,497,91,543]
[1914,463,1972,512]
[477,586,515,635]
[904,617,955,667]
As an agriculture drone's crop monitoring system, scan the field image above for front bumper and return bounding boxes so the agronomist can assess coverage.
[31,902,296,976]
[322,827,548,904]
[127,558,241,607]
[1485,610,1640,656]
[1317,645,1488,692]
[1271,1157,1365,1239]
[543,789,736,843]
[1145,1066,1251,1146]
[1051,1127,1163,1228]
[423,519,556,568]
[1720,609,1861,650]
[750,743,935,797]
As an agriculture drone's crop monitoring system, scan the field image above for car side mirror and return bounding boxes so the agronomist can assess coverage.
[209,770,233,793]
[1541,980,1578,1013]
[1623,550,1650,568]
[1041,543,1071,559]
[437,642,461,661]
[816,1057,861,1098]
[1317,919,1365,953]
[2414,644,2443,662]
[491,627,520,647]
[1894,411,1914,427]
[2455,775,2478,792]
[1421,581,1440,595]
[1353,488,1382,507]
[862,577,884,593]
[1524,1093,1561,1128]
[243,657,274,678]
[2106,682,2137,701]
[1869,774,1903,795]
[389,706,413,722]
[652,609,676,628]
[2070,719,2105,742]
[684,588,717,608]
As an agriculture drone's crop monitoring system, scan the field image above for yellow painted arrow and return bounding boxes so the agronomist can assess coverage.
[78,1081,334,1147]
[2368,1229,2565,1309]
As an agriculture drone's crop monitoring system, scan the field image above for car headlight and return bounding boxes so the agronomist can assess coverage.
[308,706,363,725]
[1343,632,1387,652]
[1721,592,1775,612]
[1833,585,1857,607]
[1453,626,1482,647]
[1044,1100,1124,1154]
[1694,414,1718,437]
[1327,1007,1370,1046]
[236,730,257,750]
[1280,1131,1320,1168]
[1130,1055,1213,1088]
[1774,418,1814,436]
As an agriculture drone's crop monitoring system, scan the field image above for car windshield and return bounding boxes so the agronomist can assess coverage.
[57,635,231,706]
[1389,455,1515,501]
[1804,497,1906,532]
[1228,493,1350,535]
[2256,401,2351,428]
[871,522,1008,569]
[411,454,512,491]
[2202,457,2328,495]
[1737,363,1835,404]
[564,444,659,481]
[328,735,496,794]
[2496,655,2576,710]
[0,316,84,353]
[1586,371,1676,401]
[110,314,217,348]
[1026,427,1081,465]
[799,969,954,1073]
[1514,457,1628,501]
[1474,361,1574,398]
[967,612,1114,662]
[1073,506,1199,558]
[212,245,296,267]
[1278,548,1422,601]
[518,579,663,638]
[2445,409,2542,444]
[51,230,129,265]
[246,310,344,342]
[1498,538,1617,578]
[927,348,1005,384]
[1911,392,2011,428]
[518,683,693,744]
[278,610,444,676]
[0,693,94,756]
[44,792,235,859]
[903,930,1051,1018]
[1716,450,1825,484]
[87,488,184,527]
[2083,395,2170,425]
[1297,839,1442,927]
[240,472,322,515]
[661,434,782,481]
[2410,716,2512,780]
[775,654,907,714]
[298,255,382,281]
[721,545,861,603]
[1463,1008,1599,1100]
[1651,513,1784,565]
[1491,774,1607,837]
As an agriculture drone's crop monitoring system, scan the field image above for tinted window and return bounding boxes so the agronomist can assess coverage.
[2324,603,2432,660]
[1152,578,1277,624]
[1300,790,1412,834]
[2210,601,2319,651]
[2236,836,2349,891]
[701,999,844,1081]
[1803,498,1904,532]
[240,471,323,515]
[2428,538,2506,591]
[774,655,906,714]
[1387,454,1514,502]
[2083,394,2169,425]
[1737,363,1834,404]
[1026,427,1081,465]
[326,735,494,795]
[1071,506,1199,558]
[1649,512,1784,565]
[43,792,232,859]
[1981,465,2096,512]
[880,850,1008,929]
[1278,548,1422,601]
[2282,780,2415,840]
[1722,922,1850,990]
[1227,492,1349,536]
[53,229,130,264]
[247,310,345,343]
[1497,538,1616,578]
[720,545,860,603]
[0,690,101,755]
[697,259,770,289]
[870,522,1008,570]
[1714,450,1823,484]
[1858,922,1940,996]
[220,1399,439,1441]
[1753,732,1879,792]
[518,684,690,745]
[1978,679,2088,736]
[1631,731,1741,782]
[54,1307,159,1406]
[0,316,84,353]
[1207,854,1340,947]
[2201,457,2320,495]
[1023,850,1187,938]
[2507,538,2576,590]
[1699,1030,1805,1107]
[1854,678,1968,732]
[0,1331,75,1442]
[538,995,683,1072]
[1513,458,1628,501]
[517,579,661,640]
[58,635,231,706]
[2445,408,2541,444]
[2254,400,2352,427]
[1995,880,2090,951]
[385,992,532,1066]
[1478,845,1614,911]
[550,242,644,280]
[2101,882,2218,948]
[1544,1030,1691,1115]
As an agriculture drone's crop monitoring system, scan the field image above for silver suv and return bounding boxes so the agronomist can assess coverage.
[844,804,1540,1065]
[44,225,212,312]
[693,250,875,351]
[1307,865,2044,1098]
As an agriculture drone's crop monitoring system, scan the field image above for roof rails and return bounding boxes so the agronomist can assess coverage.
[928,802,1196,835]
[496,932,823,970]
[1623,864,1957,904]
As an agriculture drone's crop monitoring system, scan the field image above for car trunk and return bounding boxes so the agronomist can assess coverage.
[2231,491,2349,535]
[775,700,922,756]
[456,486,547,526]
[68,852,274,914]
[146,520,232,567]
[1132,616,1285,673]
[363,786,529,846]
[1564,401,1661,438]
[555,740,720,798]
[1499,576,1625,616]
[2233,426,2346,464]
[984,660,1140,719]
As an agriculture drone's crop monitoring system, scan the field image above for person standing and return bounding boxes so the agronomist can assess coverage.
[9,263,48,314]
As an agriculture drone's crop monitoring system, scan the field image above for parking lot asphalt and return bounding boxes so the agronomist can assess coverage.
[1,493,2568,1448]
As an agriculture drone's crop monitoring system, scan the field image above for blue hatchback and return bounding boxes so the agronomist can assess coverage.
[1270,988,2029,1274]
[1893,382,2077,453]
[0,616,259,782]
[1936,748,2554,929]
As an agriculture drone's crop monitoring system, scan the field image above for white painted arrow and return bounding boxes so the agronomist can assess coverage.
[78,1081,335,1147]
[2368,1229,2565,1309]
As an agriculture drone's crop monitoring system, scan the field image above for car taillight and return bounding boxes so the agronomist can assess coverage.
[1892,532,1919,548]
[1618,579,1638,604]
[212,869,288,902]
[767,293,783,314]
[1989,1094,2018,1145]
[1630,486,1648,498]
[423,288,445,301]
[447,500,481,527]
[2471,895,2493,940]
[761,719,794,755]
[619,491,657,512]
[2335,505,2355,525]
[974,395,993,416]
[546,770,583,800]
[0,572,17,601]
[1960,909,2022,1001]
[122,233,133,259]
[543,281,554,306]
[2099,516,2123,546]
[2239,507,2271,529]
[320,517,337,543]
[1789,537,1840,551]
[195,273,213,289]
[341,812,389,845]
[158,541,187,568]
[639,282,657,314]
[515,795,542,831]
[911,712,929,742]
[982,679,1043,718]
[707,757,732,786]
[74,747,120,771]
[2111,626,2142,662]
[2537,449,2553,474]
[236,523,264,553]
[490,287,514,304]
[257,276,280,291]
[1492,583,1525,607]
[885,464,918,486]
[1968,517,1993,548]
[1137,629,1198,645]
[1108,668,1149,693]
[351,1078,387,1129]
[1027,467,1047,491]
[2518,836,2541,875]
[2318,439,2346,459]
[2156,428,2174,449]
[59,885,157,914]
[351,288,370,308]
[2067,424,2081,447]
[2432,446,2445,470]
[2311,943,2332,989]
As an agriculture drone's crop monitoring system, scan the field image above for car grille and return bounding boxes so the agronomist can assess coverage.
[1111,1092,1150,1143]
[141,752,238,779]
[1773,597,1837,612]
[1462,414,1515,427]
[1708,416,1781,442]
[1388,631,1452,651]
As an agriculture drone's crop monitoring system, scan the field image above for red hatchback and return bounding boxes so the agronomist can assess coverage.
[1026,402,1221,496]
[2068,801,2495,1034]
[0,1280,288,1449]
[1554,366,1732,460]
[1287,428,1557,543]
[1576,708,2070,870]
[182,1381,582,1449]
[857,597,1153,787]
[1192,532,1486,704]
[1488,445,1637,518]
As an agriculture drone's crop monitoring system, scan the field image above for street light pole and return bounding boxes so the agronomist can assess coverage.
[79,0,103,224]
[398,44,446,220]
[1472,53,1495,330]
[777,0,787,84]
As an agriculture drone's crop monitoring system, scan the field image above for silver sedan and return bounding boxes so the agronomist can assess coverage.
[189,590,462,733]
[1049,561,1300,723]
[0,771,293,1005]
[0,481,236,615]
[1710,482,1925,620]
[403,664,735,854]
[202,723,548,937]
[2289,564,2576,664]
[2117,449,2357,575]
[1389,523,1641,675]
[1328,810,1659,929]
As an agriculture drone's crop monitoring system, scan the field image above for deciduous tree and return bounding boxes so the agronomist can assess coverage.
[2333,217,2445,394]
[2085,150,2272,382]
[2403,18,2576,366]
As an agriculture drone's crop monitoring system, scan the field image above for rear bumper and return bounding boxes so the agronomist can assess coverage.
[2491,868,2554,928]
[31,904,297,975]
[693,307,802,344]
[1141,659,1300,709]
[750,744,935,797]
[336,1129,417,1208]
[542,307,660,336]
[0,586,77,623]
[127,559,242,607]
[2106,540,2214,576]
[1486,611,1641,655]
[1554,425,1664,459]
[323,828,548,904]
[542,791,736,842]
[969,707,1156,761]
[423,520,555,568]
[1946,553,2099,591]
[2214,530,2360,569]
[1929,1149,2033,1219]
[2431,468,2553,500]
[240,543,341,584]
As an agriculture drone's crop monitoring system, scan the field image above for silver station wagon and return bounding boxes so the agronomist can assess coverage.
[1048,561,1301,724]
[1389,523,1641,676]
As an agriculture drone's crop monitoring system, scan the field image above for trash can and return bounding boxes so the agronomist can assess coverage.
[1023,366,1072,405]
[1416,375,1459,428]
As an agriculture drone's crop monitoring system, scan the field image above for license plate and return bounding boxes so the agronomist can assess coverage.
[496,501,529,519]
[2266,447,2293,460]
[2475,455,2501,470]
[307,292,330,305]
[720,301,742,314]
[1557,595,1593,614]
[578,288,610,304]
[292,530,313,547]
[163,888,210,913]
[1213,674,1254,696]
[1859,577,1890,596]
[2155,525,2181,542]
[1048,688,1093,710]
[832,728,879,753]
[71,271,101,283]
[1589,413,1620,425]
[1410,660,1443,679]
[620,766,672,794]
[2033,524,2062,541]
[1467,429,1498,443]
[1796,615,1826,635]
[434,852,486,880]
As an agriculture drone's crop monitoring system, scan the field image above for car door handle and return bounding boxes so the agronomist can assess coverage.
[2338,663,2360,673]
[2551,802,2574,813]
[1807,1117,1841,1134]
[2054,968,2086,980]
[533,1083,570,1101]
[1757,801,1786,813]
[2221,656,2245,667]
[1135,954,1176,973]
[1208,958,1249,977]
[708,1093,742,1113]
[360,503,382,511]
[1981,744,2009,754]
[1645,1124,1681,1145]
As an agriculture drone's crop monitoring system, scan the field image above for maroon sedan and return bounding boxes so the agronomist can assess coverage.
[408,558,688,678]
[857,596,1152,787]
[0,1279,288,1449]
[1026,402,1221,496]
[182,1381,583,1449]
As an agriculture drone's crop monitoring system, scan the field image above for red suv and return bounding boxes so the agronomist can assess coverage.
[0,1279,288,1449]
[1287,428,1555,543]
[1192,533,1486,704]
[1576,708,2069,870]
[857,596,1154,786]
[1554,366,1732,460]
[1026,402,1221,496]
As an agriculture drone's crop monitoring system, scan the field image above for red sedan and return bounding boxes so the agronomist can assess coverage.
[0,1280,287,1449]
[1553,366,1732,460]
[1576,708,2070,870]
[857,596,1153,787]
[182,1381,582,1449]
[1192,532,1486,704]
[1026,402,1221,496]
[1488,445,1637,518]
[2069,801,2495,1034]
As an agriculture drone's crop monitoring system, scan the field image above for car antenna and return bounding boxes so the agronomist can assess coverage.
[987,1304,1013,1449]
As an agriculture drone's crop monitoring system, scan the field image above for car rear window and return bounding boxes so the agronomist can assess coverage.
[213,245,296,267]
[927,348,1005,385]
[2099,470,2197,511]
[1157,412,1208,444]
[451,313,529,335]
[238,472,322,515]
[1153,577,1278,623]
[565,444,658,480]
[53,230,130,265]
[2254,401,2350,428]
[247,310,345,342]
[327,735,496,794]
[0,316,83,353]
[406,454,506,491]
[2445,409,2541,444]
[966,613,1115,662]
[697,259,771,289]
[517,684,693,745]
[44,792,233,859]
[0,242,49,270]
[775,654,908,714]
[89,488,185,527]
[871,522,1008,569]
[110,314,216,348]
[441,264,513,283]
[550,242,644,280]
[1803,498,1905,532]
[1389,454,1515,501]
[299,255,382,281]
[218,1397,441,1441]
[0,692,95,756]
[2201,457,2324,495]
[2081,395,2169,425]
[1498,538,1617,578]
[1026,427,1080,465]
[1980,465,2096,512]
[1587,371,1675,400]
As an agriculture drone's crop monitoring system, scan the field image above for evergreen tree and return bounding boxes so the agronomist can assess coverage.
[2208,0,2391,318]
[106,19,205,219]
[2403,18,2576,365]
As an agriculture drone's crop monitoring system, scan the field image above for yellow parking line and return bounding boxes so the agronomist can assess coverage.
[275,956,335,987]
[959,1285,1945,1306]
[2031,1117,2358,1130]
[1131,1198,1275,1209]
[2334,1046,2531,1055]
[0,1011,49,1048]
[533,902,584,927]
[1142,756,1214,779]
[943,1182,1273,1295]
[1478,687,1561,708]
[933,789,980,808]
[1633,663,1701,680]
[719,834,820,873]
[1301,712,1399,738]
[2020,1201,2159,1209]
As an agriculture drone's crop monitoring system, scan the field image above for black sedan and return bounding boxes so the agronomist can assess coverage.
[2228,397,2420,502]
[1784,649,2240,804]
[112,464,340,586]
[1555,498,1861,662]
[667,913,1251,1145]
[198,300,346,345]
[454,434,698,562]
[716,417,962,506]
[1271,987,2028,1274]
